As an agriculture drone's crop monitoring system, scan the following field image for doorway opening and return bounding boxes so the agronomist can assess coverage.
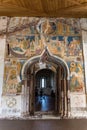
[35,69,56,112]
[21,48,70,117]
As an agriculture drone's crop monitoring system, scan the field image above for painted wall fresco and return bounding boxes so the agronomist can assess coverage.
[8,35,44,58]
[7,35,82,58]
[46,36,82,57]
[67,61,84,92]
[3,59,25,94]
[7,18,81,58]
[3,17,85,94]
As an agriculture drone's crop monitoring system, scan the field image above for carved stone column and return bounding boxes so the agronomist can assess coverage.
[29,74,34,115]
[67,79,70,117]
[29,66,35,116]
[61,79,64,117]
[64,78,67,117]
[58,67,62,114]
[56,67,62,115]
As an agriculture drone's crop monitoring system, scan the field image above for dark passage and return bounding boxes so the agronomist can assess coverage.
[35,69,56,112]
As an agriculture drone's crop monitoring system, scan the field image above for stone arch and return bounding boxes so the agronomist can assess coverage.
[21,47,69,80]
[21,47,70,117]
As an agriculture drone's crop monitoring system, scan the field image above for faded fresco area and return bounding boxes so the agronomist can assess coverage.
[8,35,44,58]
[3,59,25,94]
[3,17,85,94]
[67,61,84,92]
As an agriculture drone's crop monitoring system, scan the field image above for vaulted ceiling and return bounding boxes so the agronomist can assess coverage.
[0,0,87,17]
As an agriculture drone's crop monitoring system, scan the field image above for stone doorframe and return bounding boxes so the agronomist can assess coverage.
[21,47,70,117]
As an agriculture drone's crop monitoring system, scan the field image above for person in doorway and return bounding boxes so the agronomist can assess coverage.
[40,88,43,98]
[51,90,55,97]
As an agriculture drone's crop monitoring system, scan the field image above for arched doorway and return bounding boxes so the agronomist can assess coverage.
[21,47,70,117]
[35,69,56,113]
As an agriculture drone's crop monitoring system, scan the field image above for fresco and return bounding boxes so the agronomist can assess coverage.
[3,17,85,94]
[8,35,44,58]
[67,61,84,92]
[46,36,65,57]
[46,36,82,57]
[7,18,82,58]
[8,35,82,58]
[37,19,56,34]
[8,17,39,34]
[37,18,81,35]
[3,59,26,94]
[66,36,82,56]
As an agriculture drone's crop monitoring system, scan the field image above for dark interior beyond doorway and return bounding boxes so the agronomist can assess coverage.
[35,69,56,112]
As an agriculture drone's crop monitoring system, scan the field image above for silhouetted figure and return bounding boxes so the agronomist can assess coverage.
[51,90,55,97]
[40,89,43,97]
[35,88,38,96]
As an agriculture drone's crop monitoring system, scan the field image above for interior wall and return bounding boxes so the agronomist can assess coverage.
[0,17,86,118]
[4,17,85,93]
[0,37,6,115]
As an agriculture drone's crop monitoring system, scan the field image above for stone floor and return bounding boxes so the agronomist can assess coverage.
[0,119,87,130]
[35,95,55,111]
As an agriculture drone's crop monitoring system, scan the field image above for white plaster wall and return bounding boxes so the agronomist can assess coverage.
[21,86,28,115]
[0,17,8,115]
[80,18,87,30]
[82,30,87,92]
[21,83,29,115]
[1,95,22,117]
[70,93,86,108]
[0,38,6,114]
[70,93,86,118]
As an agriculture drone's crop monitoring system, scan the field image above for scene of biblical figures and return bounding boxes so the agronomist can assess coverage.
[46,36,82,57]
[66,36,82,56]
[37,18,81,35]
[68,61,84,92]
[7,17,81,35]
[37,19,56,35]
[46,36,65,57]
[3,59,26,94]
[8,35,82,58]
[8,35,44,58]
[56,18,81,35]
